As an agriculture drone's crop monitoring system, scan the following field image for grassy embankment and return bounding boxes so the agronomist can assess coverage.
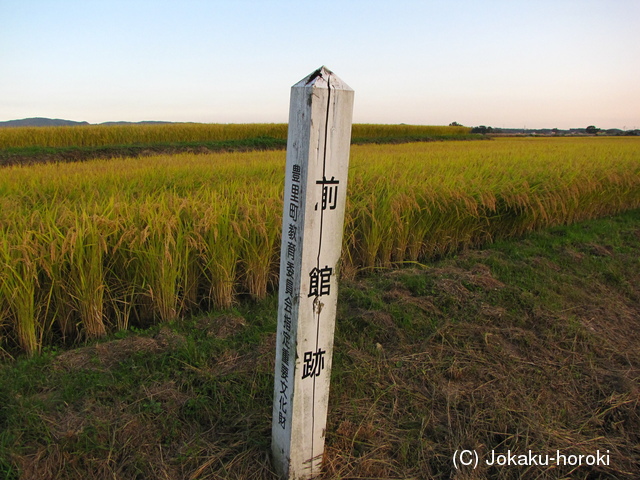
[1,137,640,356]
[1,209,639,479]
[0,123,479,165]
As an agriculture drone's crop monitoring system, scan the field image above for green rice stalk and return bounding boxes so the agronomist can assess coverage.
[63,212,109,339]
[0,231,39,355]
[197,197,242,309]
[238,198,281,300]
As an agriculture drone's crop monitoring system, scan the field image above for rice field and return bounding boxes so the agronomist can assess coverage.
[1,136,640,355]
[0,123,471,149]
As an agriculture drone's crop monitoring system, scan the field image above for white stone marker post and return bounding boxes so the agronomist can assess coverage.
[272,66,354,479]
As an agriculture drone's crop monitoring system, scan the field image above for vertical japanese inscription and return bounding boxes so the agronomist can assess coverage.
[277,163,302,430]
[303,174,341,380]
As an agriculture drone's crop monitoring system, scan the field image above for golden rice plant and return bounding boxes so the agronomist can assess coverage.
[62,212,115,339]
[132,197,184,323]
[0,123,290,149]
[176,200,201,314]
[104,225,141,332]
[350,189,393,268]
[196,196,242,309]
[33,210,74,342]
[237,197,282,300]
[0,123,471,149]
[0,229,39,355]
[351,123,471,140]
[346,138,640,264]
[1,137,640,354]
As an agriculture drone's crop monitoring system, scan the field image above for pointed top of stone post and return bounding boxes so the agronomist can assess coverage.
[293,66,353,91]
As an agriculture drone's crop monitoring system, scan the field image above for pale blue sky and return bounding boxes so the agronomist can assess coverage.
[2,0,639,129]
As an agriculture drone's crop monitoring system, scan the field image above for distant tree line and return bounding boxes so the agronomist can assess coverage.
[468,125,640,136]
[470,125,496,134]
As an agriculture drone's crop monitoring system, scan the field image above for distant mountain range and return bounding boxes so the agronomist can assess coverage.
[0,117,174,128]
